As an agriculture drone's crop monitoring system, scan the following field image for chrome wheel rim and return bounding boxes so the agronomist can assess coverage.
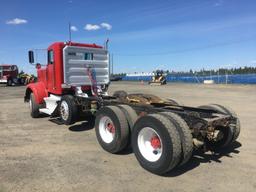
[60,101,69,121]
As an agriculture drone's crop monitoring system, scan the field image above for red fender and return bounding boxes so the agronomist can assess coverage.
[25,82,48,104]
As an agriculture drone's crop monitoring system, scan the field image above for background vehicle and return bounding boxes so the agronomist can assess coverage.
[149,70,167,85]
[24,41,241,175]
[0,64,33,86]
[0,64,18,86]
[110,75,123,81]
[18,71,36,85]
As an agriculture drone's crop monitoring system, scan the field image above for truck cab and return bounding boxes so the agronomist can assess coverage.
[25,41,110,124]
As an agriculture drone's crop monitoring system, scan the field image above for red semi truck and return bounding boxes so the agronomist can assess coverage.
[0,64,33,86]
[24,41,240,175]
[0,64,19,85]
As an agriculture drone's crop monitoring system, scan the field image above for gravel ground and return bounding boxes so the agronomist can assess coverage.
[0,82,256,192]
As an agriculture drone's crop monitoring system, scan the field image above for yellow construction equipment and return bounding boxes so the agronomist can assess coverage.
[149,70,167,85]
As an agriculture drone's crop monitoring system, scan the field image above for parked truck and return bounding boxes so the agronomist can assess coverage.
[0,64,33,86]
[24,41,240,175]
[0,64,19,85]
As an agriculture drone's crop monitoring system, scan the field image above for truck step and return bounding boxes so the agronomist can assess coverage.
[49,117,64,125]
[40,94,61,115]
[39,108,52,115]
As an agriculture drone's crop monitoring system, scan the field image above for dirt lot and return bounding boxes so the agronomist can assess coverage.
[0,82,256,192]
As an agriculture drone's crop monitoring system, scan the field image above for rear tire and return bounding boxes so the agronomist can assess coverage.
[29,93,40,118]
[160,112,193,166]
[95,106,130,153]
[198,104,239,149]
[59,95,78,125]
[118,105,138,147]
[132,114,181,175]
[118,105,138,129]
[210,104,240,142]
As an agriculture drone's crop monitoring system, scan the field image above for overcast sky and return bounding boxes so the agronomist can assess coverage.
[1,0,256,74]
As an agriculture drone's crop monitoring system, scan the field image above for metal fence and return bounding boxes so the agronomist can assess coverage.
[122,74,256,84]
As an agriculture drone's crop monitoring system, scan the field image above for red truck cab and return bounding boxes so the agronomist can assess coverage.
[35,42,104,95]
[25,41,110,124]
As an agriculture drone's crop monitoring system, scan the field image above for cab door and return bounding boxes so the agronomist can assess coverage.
[0,66,3,79]
[46,50,55,92]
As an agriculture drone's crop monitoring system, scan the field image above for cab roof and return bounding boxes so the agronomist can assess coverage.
[48,42,103,50]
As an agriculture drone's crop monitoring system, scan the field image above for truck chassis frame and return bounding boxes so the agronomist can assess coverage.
[48,91,238,175]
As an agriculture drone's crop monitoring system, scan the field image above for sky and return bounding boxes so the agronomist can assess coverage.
[0,0,256,74]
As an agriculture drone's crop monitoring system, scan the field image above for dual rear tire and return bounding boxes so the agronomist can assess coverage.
[95,105,193,175]
[132,114,183,174]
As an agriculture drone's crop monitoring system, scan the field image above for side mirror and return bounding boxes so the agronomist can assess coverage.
[28,50,34,64]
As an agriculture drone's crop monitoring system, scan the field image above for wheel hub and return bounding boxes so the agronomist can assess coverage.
[60,101,69,121]
[150,136,161,149]
[106,122,115,133]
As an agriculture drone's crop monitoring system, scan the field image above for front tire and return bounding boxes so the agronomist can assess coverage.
[132,114,182,175]
[59,95,78,125]
[29,93,40,118]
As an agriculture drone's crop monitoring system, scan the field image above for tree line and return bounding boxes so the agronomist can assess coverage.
[167,66,256,76]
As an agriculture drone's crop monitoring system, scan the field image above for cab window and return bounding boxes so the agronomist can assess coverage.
[48,50,54,64]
